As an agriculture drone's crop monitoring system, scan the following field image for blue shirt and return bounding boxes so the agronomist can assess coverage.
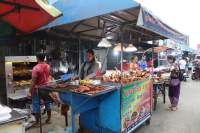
[138,60,147,70]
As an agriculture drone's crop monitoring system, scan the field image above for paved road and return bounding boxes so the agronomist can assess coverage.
[136,79,200,133]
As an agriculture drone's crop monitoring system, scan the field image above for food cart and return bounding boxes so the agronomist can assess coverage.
[35,0,188,133]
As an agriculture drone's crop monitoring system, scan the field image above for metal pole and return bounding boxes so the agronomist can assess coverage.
[78,38,81,79]
[100,48,109,74]
[152,40,155,73]
[120,28,124,84]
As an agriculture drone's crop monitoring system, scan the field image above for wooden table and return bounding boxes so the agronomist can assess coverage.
[153,80,166,111]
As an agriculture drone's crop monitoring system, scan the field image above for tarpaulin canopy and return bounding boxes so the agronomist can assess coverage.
[40,0,187,44]
[0,0,62,33]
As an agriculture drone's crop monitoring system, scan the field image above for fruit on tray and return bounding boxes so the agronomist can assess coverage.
[79,80,93,85]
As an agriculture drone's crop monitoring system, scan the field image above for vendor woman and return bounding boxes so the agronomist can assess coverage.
[129,55,139,71]
[75,49,100,80]
[62,49,100,126]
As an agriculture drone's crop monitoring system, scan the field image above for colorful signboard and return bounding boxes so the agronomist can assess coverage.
[137,8,188,45]
[121,78,152,133]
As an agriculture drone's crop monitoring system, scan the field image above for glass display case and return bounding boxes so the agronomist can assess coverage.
[0,56,37,104]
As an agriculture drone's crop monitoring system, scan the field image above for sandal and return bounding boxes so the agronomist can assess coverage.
[167,105,172,110]
[32,122,40,128]
[171,107,178,111]
[45,119,52,124]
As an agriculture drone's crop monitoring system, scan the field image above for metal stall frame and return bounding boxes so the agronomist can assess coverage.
[35,1,187,132]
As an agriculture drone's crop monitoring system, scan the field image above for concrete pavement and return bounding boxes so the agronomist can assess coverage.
[136,79,200,133]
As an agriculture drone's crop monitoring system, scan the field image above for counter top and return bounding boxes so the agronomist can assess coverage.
[0,109,26,125]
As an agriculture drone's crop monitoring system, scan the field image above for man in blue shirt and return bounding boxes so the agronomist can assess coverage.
[138,56,147,71]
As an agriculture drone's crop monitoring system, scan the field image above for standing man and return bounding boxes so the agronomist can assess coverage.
[179,57,187,81]
[29,52,51,126]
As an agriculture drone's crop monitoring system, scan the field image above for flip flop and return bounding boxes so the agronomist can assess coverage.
[45,119,52,124]
[32,122,40,128]
[171,107,178,111]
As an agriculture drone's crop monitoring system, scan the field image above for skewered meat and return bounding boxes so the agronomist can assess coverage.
[73,85,106,95]
[74,85,91,93]
[102,70,150,85]
[57,83,69,88]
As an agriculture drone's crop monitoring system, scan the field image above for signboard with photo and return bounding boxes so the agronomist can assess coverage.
[121,78,152,133]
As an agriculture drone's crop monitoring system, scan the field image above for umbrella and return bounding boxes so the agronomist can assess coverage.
[0,0,62,33]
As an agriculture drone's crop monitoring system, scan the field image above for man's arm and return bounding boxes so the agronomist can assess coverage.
[28,76,37,96]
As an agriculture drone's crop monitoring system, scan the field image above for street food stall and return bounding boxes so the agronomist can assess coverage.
[144,46,172,110]
[0,0,188,133]
[34,0,188,133]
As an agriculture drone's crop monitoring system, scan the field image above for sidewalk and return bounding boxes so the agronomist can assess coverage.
[137,79,200,133]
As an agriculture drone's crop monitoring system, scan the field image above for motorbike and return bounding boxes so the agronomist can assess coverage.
[191,67,200,80]
[191,62,200,80]
[180,69,188,81]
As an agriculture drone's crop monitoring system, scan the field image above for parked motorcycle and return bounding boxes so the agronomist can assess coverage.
[180,70,188,81]
[191,62,200,80]
[191,67,200,80]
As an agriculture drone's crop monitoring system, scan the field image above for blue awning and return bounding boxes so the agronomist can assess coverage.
[40,0,187,44]
[42,0,140,29]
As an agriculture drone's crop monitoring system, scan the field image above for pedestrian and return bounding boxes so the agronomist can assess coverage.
[168,57,181,111]
[178,57,187,81]
[29,52,52,126]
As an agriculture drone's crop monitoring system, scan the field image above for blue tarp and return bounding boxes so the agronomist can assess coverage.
[42,0,187,45]
[42,0,140,29]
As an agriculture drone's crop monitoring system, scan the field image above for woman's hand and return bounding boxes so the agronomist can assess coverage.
[27,91,32,98]
[71,76,76,81]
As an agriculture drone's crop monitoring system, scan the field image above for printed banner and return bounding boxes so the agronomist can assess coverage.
[137,8,188,45]
[121,78,152,133]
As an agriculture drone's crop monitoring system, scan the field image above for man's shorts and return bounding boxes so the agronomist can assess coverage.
[32,93,52,113]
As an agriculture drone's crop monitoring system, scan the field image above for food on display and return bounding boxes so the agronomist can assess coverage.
[102,70,150,85]
[13,69,31,77]
[57,83,70,88]
[79,80,93,85]
[13,80,31,87]
[73,85,106,95]
[79,80,101,85]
